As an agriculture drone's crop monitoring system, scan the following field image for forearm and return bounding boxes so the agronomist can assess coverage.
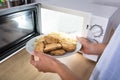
[56,63,81,80]
[31,52,81,80]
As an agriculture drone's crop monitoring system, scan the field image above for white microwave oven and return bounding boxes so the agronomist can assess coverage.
[0,3,118,63]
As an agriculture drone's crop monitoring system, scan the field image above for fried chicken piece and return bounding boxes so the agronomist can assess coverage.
[61,42,76,52]
[50,49,66,55]
[44,43,62,52]
[44,35,59,44]
[35,41,44,53]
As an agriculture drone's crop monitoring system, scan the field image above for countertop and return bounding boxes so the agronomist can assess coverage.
[0,49,96,80]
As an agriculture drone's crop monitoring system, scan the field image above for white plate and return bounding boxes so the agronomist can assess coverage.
[25,35,82,58]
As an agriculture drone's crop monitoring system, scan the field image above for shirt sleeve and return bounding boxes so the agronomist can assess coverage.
[90,25,120,80]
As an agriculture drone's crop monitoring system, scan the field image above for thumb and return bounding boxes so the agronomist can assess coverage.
[33,51,44,58]
[76,36,84,43]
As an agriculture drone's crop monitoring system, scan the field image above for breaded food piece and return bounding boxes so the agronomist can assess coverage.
[60,37,76,45]
[44,43,62,52]
[35,36,45,43]
[35,41,44,52]
[50,49,66,55]
[34,32,77,56]
[44,35,59,44]
[61,42,76,52]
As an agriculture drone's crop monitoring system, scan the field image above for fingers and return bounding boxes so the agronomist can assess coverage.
[30,55,37,66]
[33,51,54,60]
[32,51,43,58]
[31,51,58,64]
[76,36,86,41]
[30,55,42,72]
[76,36,90,44]
[76,36,86,44]
[32,51,50,62]
[76,36,84,42]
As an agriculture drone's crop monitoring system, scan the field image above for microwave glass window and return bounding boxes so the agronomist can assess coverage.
[0,11,34,49]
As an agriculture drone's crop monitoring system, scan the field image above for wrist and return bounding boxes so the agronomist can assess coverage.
[91,43,106,55]
[54,62,66,73]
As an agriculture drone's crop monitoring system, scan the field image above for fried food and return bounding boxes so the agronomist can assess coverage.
[61,42,76,52]
[50,49,66,55]
[44,43,62,52]
[34,32,77,56]
[35,41,44,52]
[44,35,59,44]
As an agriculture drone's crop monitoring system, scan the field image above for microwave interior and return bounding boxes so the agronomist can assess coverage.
[0,4,40,61]
[41,7,90,38]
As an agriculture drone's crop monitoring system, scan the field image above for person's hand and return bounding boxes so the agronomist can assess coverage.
[30,51,81,80]
[30,51,63,73]
[77,37,94,54]
[77,37,106,55]
[30,52,80,80]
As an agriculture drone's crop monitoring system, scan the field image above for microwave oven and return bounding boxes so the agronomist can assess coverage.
[0,3,118,62]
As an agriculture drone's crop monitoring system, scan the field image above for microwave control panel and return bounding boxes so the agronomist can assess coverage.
[87,24,104,43]
[89,24,103,38]
[85,15,109,61]
[87,15,109,43]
